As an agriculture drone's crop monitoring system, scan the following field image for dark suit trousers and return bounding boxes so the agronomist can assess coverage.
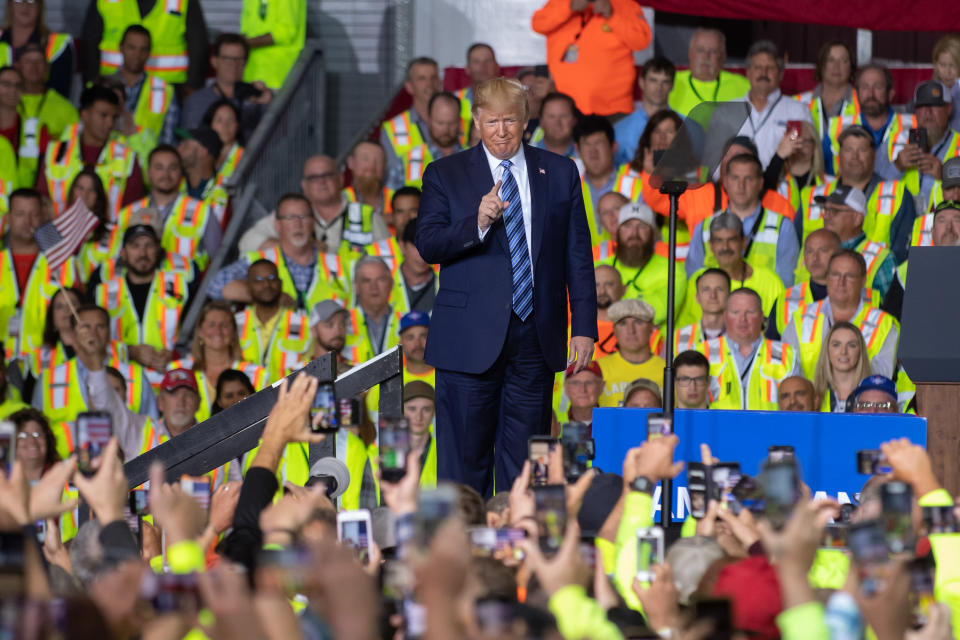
[435,311,554,497]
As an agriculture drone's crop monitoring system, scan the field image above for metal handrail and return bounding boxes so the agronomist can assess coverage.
[175,41,325,351]
[334,80,405,166]
[224,39,324,195]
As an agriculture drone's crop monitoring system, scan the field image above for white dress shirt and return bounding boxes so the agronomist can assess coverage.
[737,89,813,169]
[478,144,534,265]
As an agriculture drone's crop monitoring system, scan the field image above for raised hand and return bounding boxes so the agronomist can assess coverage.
[478,180,508,232]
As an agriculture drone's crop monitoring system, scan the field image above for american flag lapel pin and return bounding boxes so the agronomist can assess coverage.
[539,168,546,175]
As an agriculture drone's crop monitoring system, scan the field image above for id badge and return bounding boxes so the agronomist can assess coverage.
[562,44,578,64]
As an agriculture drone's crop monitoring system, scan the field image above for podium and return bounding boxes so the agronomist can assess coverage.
[899,247,960,496]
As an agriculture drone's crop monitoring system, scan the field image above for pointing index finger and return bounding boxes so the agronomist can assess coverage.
[488,180,502,196]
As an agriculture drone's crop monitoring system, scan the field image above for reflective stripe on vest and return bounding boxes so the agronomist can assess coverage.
[874,180,899,217]
[19,117,39,159]
[781,282,810,330]
[47,361,73,410]
[703,337,725,366]
[387,112,414,150]
[914,213,934,247]
[859,307,884,350]
[860,241,885,276]
[614,169,643,202]
[799,300,825,343]
[592,241,614,263]
[404,145,429,184]
[675,323,700,352]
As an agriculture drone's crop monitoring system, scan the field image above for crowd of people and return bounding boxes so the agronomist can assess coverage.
[0,0,958,636]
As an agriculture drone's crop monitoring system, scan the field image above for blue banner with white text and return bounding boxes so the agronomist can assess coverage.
[592,408,927,523]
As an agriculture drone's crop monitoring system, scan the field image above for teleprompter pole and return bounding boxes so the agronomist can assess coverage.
[659,180,688,534]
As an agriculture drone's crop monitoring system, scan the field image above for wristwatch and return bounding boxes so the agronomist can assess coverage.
[629,476,656,495]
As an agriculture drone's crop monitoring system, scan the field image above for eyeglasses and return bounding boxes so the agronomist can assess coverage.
[13,0,38,4]
[855,401,894,411]
[676,375,708,388]
[16,431,42,440]
[251,274,278,282]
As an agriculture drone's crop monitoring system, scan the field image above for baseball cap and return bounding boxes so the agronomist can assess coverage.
[122,223,160,246]
[308,299,347,326]
[577,472,622,537]
[621,378,662,407]
[565,360,603,379]
[607,298,655,324]
[915,80,950,107]
[399,310,429,334]
[617,201,658,236]
[175,126,223,159]
[814,184,867,216]
[942,157,960,189]
[127,206,162,231]
[403,380,435,404]
[852,374,897,402]
[160,368,198,394]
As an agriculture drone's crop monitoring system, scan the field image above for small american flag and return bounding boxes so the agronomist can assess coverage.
[34,198,99,270]
[539,168,546,174]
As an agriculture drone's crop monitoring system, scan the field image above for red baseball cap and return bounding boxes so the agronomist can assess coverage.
[565,361,603,379]
[160,368,198,394]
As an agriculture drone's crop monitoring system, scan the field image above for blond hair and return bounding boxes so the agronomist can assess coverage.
[784,120,824,187]
[4,0,49,37]
[471,77,529,121]
[813,321,871,404]
[192,301,242,370]
[933,35,960,74]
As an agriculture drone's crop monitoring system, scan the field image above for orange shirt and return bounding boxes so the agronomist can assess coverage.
[641,174,795,231]
[532,0,651,116]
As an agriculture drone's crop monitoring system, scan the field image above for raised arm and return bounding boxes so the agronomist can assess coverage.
[415,163,494,265]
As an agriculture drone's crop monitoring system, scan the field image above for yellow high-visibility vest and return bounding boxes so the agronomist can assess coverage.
[97,0,189,84]
[696,336,796,411]
[96,271,188,352]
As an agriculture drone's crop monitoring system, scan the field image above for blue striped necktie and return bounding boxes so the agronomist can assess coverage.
[499,160,533,320]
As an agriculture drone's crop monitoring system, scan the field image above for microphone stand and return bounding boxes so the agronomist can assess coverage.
[659,179,687,541]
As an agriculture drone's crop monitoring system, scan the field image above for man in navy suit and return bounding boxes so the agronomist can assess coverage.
[415,77,597,496]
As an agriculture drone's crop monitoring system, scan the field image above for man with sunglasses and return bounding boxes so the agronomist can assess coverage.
[234,259,310,382]
[851,375,899,414]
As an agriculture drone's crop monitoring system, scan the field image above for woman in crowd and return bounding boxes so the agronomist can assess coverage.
[211,368,255,415]
[931,35,960,131]
[169,301,267,422]
[813,321,871,412]
[9,407,59,482]
[794,40,857,134]
[0,0,73,98]
[70,169,115,281]
[25,287,83,379]
[764,120,825,213]
[625,111,685,254]
[631,109,683,177]
[203,99,245,192]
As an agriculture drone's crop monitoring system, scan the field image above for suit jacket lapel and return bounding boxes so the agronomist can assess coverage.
[471,143,510,256]
[524,144,547,268]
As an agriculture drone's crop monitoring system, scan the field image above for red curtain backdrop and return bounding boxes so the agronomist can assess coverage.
[646,0,960,32]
